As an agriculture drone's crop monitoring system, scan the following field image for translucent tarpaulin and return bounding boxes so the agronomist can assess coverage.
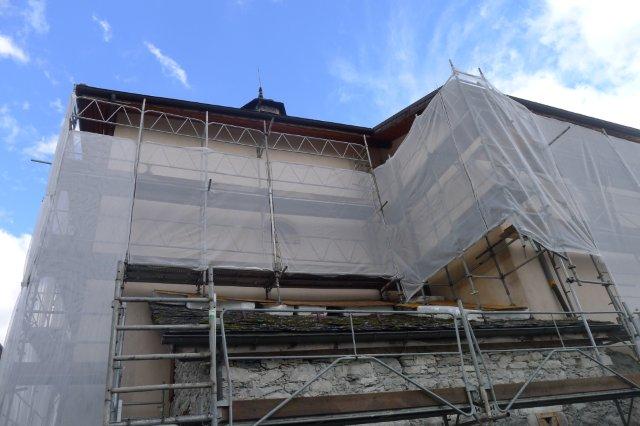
[0,131,137,426]
[539,116,640,311]
[271,160,393,275]
[128,143,274,270]
[129,142,206,267]
[205,150,272,270]
[374,72,597,297]
[4,71,640,425]
[127,142,392,274]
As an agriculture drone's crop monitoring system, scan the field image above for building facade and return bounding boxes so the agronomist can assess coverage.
[1,70,640,425]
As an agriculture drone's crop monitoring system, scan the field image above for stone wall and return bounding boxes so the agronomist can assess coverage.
[171,348,640,424]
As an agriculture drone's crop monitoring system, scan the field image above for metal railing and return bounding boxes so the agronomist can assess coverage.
[219,307,483,425]
[464,309,640,424]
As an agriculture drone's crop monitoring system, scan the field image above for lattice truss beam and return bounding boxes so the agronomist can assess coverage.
[73,96,368,162]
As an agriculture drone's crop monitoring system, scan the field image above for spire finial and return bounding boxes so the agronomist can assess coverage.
[257,67,264,99]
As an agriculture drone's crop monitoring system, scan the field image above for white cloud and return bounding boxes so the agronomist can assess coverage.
[328,7,431,120]
[49,98,63,113]
[0,229,30,344]
[489,0,640,129]
[42,68,58,85]
[144,42,190,88]
[24,133,57,160]
[330,1,640,129]
[0,34,29,63]
[92,14,112,42]
[24,0,49,34]
[0,106,21,148]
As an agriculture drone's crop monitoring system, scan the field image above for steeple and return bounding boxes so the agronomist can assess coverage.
[241,79,286,116]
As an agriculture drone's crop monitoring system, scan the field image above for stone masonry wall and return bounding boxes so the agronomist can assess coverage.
[171,348,640,425]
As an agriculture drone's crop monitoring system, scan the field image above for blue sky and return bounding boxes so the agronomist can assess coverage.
[0,0,639,340]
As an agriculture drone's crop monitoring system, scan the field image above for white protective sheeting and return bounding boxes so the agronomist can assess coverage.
[271,160,393,275]
[128,142,274,270]
[0,131,136,426]
[127,142,391,273]
[129,142,206,267]
[4,71,640,425]
[205,150,272,270]
[375,72,597,297]
[539,117,640,311]
[126,130,396,278]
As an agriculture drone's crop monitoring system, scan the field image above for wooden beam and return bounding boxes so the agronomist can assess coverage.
[225,373,640,422]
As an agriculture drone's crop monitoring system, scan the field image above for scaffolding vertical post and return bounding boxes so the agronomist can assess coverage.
[483,235,514,305]
[622,301,640,359]
[590,254,640,358]
[562,253,630,426]
[202,111,209,269]
[557,254,601,359]
[112,297,128,421]
[104,261,126,425]
[362,135,403,290]
[460,254,483,311]
[125,98,146,263]
[362,135,385,218]
[207,268,217,426]
[457,299,491,421]
[262,119,282,303]
[532,241,571,315]
[444,265,458,299]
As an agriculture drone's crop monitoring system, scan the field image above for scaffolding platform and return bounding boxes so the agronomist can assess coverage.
[221,373,640,425]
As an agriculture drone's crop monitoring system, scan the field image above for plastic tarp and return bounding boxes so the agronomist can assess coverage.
[126,142,393,274]
[374,73,597,297]
[539,117,640,311]
[128,143,273,270]
[4,71,640,425]
[0,131,137,426]
[271,161,393,275]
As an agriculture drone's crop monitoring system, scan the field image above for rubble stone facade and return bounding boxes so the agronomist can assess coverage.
[171,348,640,424]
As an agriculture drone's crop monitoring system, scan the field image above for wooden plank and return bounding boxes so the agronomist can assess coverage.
[226,373,640,422]
[230,387,469,422]
[228,338,604,358]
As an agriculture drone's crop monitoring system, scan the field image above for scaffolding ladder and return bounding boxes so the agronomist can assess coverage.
[103,262,219,426]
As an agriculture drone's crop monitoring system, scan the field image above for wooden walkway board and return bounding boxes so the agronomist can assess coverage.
[226,373,640,421]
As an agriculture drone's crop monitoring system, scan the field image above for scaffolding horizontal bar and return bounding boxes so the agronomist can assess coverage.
[118,296,210,303]
[111,381,212,393]
[116,324,209,331]
[110,413,214,425]
[113,352,211,361]
[226,373,640,423]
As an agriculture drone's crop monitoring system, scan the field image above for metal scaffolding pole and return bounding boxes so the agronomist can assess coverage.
[483,235,514,305]
[589,254,640,358]
[561,253,630,426]
[207,268,218,426]
[104,261,125,425]
[456,299,490,422]
[460,254,483,311]
[557,254,601,359]
[362,134,403,293]
[262,119,282,303]
[125,98,146,263]
[202,111,209,269]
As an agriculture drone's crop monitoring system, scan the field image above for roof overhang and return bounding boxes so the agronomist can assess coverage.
[74,83,640,148]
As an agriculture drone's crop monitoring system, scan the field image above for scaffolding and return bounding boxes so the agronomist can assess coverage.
[2,68,640,425]
[102,236,640,425]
